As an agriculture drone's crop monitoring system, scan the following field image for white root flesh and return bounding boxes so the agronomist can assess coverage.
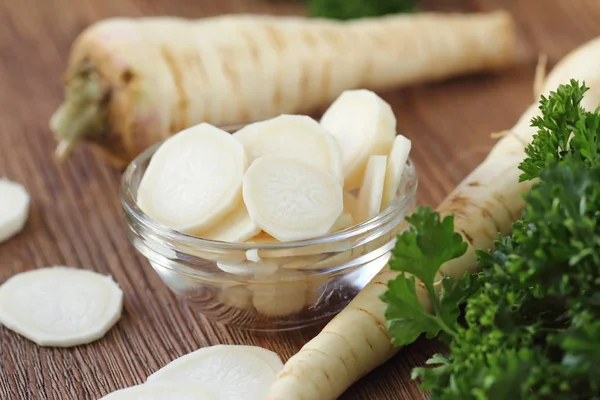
[356,155,388,223]
[234,114,344,182]
[137,123,247,234]
[266,33,600,400]
[330,212,355,232]
[381,135,412,210]
[147,345,283,400]
[0,266,123,347]
[246,248,263,263]
[342,191,359,220]
[100,382,219,400]
[216,259,279,276]
[243,157,344,241]
[199,200,260,242]
[250,271,308,317]
[54,12,515,165]
[0,178,30,244]
[218,284,254,310]
[320,90,396,190]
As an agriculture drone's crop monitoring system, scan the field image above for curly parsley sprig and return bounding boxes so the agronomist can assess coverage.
[382,80,600,399]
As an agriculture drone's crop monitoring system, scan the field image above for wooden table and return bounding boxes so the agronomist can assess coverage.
[1,0,599,398]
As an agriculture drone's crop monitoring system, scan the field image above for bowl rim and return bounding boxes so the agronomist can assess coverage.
[120,137,418,252]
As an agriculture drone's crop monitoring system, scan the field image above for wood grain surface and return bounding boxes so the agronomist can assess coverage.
[1,0,599,399]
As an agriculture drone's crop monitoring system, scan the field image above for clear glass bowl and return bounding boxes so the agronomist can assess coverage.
[120,138,418,331]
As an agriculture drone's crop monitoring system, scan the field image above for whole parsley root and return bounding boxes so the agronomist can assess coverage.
[50,12,514,166]
[266,37,600,400]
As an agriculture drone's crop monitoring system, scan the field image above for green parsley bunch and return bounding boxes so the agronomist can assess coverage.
[382,80,600,399]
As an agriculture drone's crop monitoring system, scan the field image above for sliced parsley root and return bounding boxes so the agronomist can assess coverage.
[385,81,600,400]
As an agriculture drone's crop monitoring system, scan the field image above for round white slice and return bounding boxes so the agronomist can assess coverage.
[250,271,307,317]
[356,155,388,224]
[216,259,279,276]
[199,201,260,242]
[246,248,262,263]
[0,266,123,347]
[382,135,412,210]
[0,178,30,244]
[330,212,355,232]
[233,114,343,182]
[343,191,358,219]
[100,382,218,400]
[137,123,247,234]
[321,89,396,189]
[146,345,283,400]
[243,157,343,242]
[219,284,254,310]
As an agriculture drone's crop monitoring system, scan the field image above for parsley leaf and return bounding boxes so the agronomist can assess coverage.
[438,272,480,329]
[519,79,600,181]
[390,207,467,288]
[380,207,470,346]
[381,275,441,346]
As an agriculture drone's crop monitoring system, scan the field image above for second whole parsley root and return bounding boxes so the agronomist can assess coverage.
[265,36,600,400]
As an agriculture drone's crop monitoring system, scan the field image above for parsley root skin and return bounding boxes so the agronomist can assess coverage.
[266,37,600,400]
[51,12,515,165]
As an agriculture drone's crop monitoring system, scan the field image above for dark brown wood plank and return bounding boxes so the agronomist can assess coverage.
[0,0,599,399]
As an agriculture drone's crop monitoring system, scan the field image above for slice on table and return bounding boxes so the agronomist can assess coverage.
[234,114,343,182]
[137,123,247,234]
[147,345,283,400]
[381,135,412,210]
[0,266,123,347]
[320,90,396,189]
[243,157,343,242]
[265,33,600,400]
[356,155,388,223]
[199,201,260,242]
[100,382,218,399]
[0,178,30,244]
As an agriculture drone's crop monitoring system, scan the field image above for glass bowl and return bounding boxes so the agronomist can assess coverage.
[120,137,418,331]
